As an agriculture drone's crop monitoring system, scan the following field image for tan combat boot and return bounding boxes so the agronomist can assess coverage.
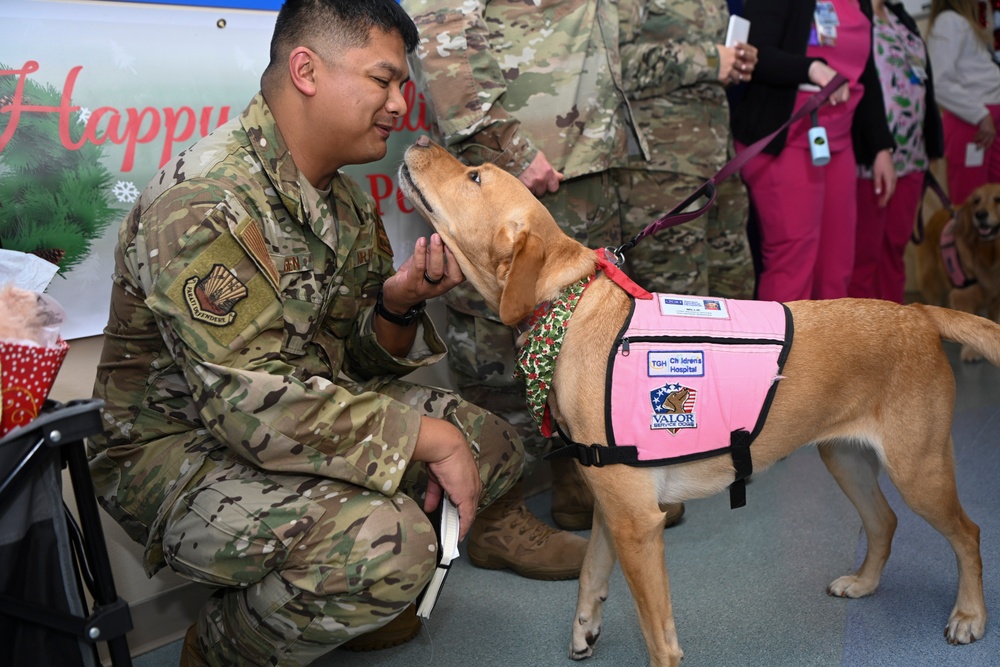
[467,482,588,580]
[341,604,421,652]
[550,457,685,530]
[550,457,597,530]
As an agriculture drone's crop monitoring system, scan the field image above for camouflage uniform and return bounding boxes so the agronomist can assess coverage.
[617,0,755,299]
[89,94,523,667]
[402,0,642,466]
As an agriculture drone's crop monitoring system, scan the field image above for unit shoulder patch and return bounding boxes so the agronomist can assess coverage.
[183,263,248,326]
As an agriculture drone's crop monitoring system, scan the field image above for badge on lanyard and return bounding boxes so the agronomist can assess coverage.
[909,64,928,85]
[814,1,839,47]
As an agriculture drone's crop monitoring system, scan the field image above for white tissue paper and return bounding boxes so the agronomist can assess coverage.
[0,249,60,293]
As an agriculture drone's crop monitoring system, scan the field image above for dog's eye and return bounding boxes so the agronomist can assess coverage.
[468,171,480,185]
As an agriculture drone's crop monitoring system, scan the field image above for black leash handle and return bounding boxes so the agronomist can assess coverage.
[609,74,850,264]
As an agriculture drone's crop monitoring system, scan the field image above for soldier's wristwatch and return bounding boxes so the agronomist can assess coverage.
[375,287,425,326]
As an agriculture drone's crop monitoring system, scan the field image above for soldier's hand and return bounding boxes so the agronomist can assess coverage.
[412,416,482,540]
[383,234,464,311]
[519,151,564,198]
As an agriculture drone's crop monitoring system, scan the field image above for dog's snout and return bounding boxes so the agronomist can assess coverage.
[975,209,989,222]
[416,135,431,148]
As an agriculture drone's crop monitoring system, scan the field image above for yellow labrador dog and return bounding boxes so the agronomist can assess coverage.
[916,183,1000,362]
[398,138,998,667]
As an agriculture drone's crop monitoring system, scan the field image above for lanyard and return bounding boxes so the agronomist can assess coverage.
[606,73,849,266]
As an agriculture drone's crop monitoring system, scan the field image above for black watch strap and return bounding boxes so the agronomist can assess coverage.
[376,287,425,326]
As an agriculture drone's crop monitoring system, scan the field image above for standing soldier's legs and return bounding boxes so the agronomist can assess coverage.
[707,175,755,299]
[619,168,753,300]
[618,168,709,295]
[442,171,619,574]
[170,381,523,666]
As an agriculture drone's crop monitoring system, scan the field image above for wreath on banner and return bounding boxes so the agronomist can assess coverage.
[0,61,118,275]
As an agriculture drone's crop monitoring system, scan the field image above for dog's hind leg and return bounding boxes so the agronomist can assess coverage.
[883,433,986,644]
[819,442,898,598]
[570,502,616,660]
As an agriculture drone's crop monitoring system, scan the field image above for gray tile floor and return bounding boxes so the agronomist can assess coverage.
[134,341,1000,667]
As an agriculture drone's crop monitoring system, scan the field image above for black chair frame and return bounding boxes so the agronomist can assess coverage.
[0,398,133,666]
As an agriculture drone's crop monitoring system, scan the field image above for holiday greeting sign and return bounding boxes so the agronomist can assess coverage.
[1,0,432,339]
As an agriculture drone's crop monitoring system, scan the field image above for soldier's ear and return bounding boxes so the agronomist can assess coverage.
[289,47,320,96]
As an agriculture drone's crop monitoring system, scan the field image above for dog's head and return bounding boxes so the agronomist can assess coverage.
[398,137,595,325]
[960,183,1000,242]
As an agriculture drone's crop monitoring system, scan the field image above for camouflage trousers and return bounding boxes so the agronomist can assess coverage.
[443,171,621,472]
[160,377,523,667]
[616,168,755,299]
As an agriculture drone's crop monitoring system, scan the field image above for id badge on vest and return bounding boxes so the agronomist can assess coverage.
[811,1,840,46]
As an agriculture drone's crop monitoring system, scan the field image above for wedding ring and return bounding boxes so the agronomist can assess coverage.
[423,271,442,285]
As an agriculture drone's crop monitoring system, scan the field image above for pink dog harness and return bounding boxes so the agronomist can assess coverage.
[940,216,977,289]
[543,280,792,508]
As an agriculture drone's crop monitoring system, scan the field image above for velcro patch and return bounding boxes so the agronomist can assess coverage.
[164,233,275,352]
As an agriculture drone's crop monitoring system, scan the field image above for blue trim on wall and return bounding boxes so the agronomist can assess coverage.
[109,0,283,10]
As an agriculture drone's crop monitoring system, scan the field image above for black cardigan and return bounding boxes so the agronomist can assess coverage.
[731,0,895,165]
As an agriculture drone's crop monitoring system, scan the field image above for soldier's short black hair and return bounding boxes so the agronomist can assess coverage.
[267,0,419,71]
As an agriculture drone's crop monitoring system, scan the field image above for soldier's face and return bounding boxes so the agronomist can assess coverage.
[313,28,409,170]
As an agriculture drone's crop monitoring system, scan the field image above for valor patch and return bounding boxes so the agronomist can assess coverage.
[650,383,698,434]
[183,264,248,326]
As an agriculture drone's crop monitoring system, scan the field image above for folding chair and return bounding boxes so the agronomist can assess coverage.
[0,398,133,667]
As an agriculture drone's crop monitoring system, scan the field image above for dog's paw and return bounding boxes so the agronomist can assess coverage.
[960,345,985,363]
[569,623,600,660]
[945,610,986,645]
[569,641,594,661]
[826,575,878,599]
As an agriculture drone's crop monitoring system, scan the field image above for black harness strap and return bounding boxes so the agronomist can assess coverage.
[728,428,754,510]
[545,424,755,510]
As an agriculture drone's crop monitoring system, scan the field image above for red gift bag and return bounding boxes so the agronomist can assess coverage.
[0,338,70,436]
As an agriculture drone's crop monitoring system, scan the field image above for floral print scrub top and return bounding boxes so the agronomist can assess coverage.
[859,10,929,179]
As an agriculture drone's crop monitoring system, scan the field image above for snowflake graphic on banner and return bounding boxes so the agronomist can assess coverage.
[112,181,140,203]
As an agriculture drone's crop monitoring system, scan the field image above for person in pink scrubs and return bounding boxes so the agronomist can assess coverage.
[732,0,897,301]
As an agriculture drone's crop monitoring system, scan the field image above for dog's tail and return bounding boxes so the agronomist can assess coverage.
[916,304,1000,366]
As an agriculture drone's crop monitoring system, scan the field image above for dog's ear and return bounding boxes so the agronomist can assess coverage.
[498,228,545,325]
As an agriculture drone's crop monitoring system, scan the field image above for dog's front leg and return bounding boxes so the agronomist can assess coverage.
[570,502,616,660]
[603,496,683,667]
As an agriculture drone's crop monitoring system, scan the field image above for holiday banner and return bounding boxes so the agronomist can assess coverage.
[1,0,432,339]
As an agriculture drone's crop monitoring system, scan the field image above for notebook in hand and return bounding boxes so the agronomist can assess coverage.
[415,496,460,619]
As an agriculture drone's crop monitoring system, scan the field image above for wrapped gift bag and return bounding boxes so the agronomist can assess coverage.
[0,338,70,436]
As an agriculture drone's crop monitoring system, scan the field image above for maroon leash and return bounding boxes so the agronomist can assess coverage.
[911,170,952,245]
[605,74,850,266]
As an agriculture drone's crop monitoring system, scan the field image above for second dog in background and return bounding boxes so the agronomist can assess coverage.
[917,183,1000,361]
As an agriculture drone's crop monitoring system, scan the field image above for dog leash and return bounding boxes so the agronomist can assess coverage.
[604,74,849,266]
[911,170,952,245]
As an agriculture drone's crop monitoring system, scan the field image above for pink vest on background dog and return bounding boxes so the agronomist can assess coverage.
[940,217,977,289]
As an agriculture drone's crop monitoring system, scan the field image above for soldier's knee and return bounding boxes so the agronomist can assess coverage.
[343,494,437,600]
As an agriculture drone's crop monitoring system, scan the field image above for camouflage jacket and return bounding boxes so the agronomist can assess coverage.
[90,93,446,574]
[402,0,645,179]
[619,0,734,178]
